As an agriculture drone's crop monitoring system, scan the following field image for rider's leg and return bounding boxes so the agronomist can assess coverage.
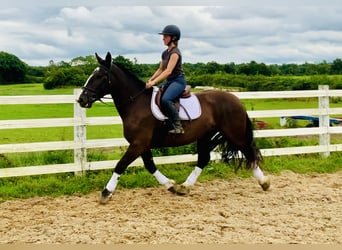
[162,101,184,134]
[161,78,186,134]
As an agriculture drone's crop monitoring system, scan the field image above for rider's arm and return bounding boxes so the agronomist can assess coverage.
[149,61,163,81]
[146,53,179,88]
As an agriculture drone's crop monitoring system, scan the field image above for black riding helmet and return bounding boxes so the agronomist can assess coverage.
[158,24,181,42]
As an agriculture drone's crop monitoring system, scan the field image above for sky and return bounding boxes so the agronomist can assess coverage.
[1,0,341,66]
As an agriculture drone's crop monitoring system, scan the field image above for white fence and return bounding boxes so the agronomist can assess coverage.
[0,85,342,178]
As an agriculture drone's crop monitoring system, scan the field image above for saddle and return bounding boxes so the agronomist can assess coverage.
[151,86,201,121]
[155,85,191,112]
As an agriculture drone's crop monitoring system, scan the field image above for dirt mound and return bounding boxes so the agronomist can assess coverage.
[1,171,341,243]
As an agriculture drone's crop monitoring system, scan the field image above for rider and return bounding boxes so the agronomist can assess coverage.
[145,24,186,134]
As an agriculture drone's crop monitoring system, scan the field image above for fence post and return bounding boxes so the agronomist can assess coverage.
[74,89,87,175]
[319,85,330,157]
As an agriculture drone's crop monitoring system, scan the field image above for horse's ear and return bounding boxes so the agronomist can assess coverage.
[104,52,112,69]
[95,52,104,64]
[95,52,112,69]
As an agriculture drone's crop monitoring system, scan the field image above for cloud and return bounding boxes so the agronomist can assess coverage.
[1,1,341,66]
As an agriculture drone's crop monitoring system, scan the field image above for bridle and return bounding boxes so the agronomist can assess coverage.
[82,64,146,107]
[81,86,109,105]
[81,65,112,105]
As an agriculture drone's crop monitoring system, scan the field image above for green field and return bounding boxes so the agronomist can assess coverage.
[0,83,75,95]
[0,83,341,200]
[1,83,341,143]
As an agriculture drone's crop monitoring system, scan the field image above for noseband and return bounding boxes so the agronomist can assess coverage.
[81,86,109,105]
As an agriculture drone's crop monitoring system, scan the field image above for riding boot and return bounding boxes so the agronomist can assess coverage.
[164,102,184,134]
[169,120,184,134]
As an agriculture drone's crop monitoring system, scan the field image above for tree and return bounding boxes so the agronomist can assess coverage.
[268,64,281,76]
[238,61,271,76]
[316,60,331,75]
[223,62,237,74]
[44,65,66,89]
[0,51,26,83]
[183,62,207,77]
[279,63,300,75]
[25,66,46,83]
[113,55,142,77]
[70,55,97,66]
[331,58,342,74]
[70,55,98,75]
[206,61,223,74]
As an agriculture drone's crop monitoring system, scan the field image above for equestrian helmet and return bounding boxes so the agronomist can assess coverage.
[159,25,181,41]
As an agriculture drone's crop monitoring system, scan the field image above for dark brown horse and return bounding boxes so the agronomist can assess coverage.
[77,52,270,204]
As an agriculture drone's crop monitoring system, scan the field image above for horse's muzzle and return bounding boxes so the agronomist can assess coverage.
[77,96,93,108]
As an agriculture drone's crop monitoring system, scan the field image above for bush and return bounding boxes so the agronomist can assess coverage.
[44,66,87,89]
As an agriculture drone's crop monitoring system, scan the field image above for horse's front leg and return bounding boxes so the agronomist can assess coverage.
[141,150,176,192]
[100,144,143,204]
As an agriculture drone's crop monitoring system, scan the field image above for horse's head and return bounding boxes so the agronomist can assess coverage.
[77,52,113,108]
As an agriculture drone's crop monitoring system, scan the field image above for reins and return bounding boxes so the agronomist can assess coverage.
[98,64,146,108]
[115,87,146,109]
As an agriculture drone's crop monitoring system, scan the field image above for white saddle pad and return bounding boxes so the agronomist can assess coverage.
[151,87,201,121]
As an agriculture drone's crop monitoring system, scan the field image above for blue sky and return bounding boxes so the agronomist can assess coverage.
[1,0,341,66]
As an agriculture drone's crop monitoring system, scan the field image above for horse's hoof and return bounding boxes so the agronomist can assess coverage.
[258,176,271,191]
[165,179,176,193]
[175,184,190,196]
[99,188,113,204]
[167,186,177,194]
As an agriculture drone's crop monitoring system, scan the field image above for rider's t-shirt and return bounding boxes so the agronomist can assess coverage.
[161,47,185,81]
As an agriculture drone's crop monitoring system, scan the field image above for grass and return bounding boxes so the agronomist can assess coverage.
[0,83,342,200]
[1,152,341,201]
[0,125,123,144]
[0,83,74,95]
[0,103,74,119]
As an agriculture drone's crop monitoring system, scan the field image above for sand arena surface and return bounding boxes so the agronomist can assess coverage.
[0,171,341,244]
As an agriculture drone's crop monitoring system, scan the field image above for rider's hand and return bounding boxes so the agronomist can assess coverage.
[145,80,154,89]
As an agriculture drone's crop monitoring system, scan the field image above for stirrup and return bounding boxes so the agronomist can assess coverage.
[169,127,184,134]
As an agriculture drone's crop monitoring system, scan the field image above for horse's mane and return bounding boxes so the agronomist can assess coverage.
[114,63,147,89]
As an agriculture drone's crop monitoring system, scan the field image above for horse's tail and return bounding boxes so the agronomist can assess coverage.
[211,113,262,171]
[246,113,254,146]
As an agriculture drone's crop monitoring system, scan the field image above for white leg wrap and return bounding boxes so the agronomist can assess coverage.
[183,166,202,186]
[153,170,169,185]
[252,166,265,181]
[106,172,120,192]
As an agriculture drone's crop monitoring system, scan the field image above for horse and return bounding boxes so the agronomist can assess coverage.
[77,52,270,204]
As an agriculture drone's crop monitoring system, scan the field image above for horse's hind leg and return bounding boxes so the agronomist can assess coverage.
[252,163,270,191]
[175,135,212,195]
[222,114,270,191]
[141,150,176,192]
[242,143,271,191]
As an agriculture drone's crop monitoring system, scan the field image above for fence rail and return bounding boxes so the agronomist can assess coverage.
[0,86,342,178]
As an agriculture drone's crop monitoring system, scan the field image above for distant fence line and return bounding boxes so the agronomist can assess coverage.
[0,85,342,178]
